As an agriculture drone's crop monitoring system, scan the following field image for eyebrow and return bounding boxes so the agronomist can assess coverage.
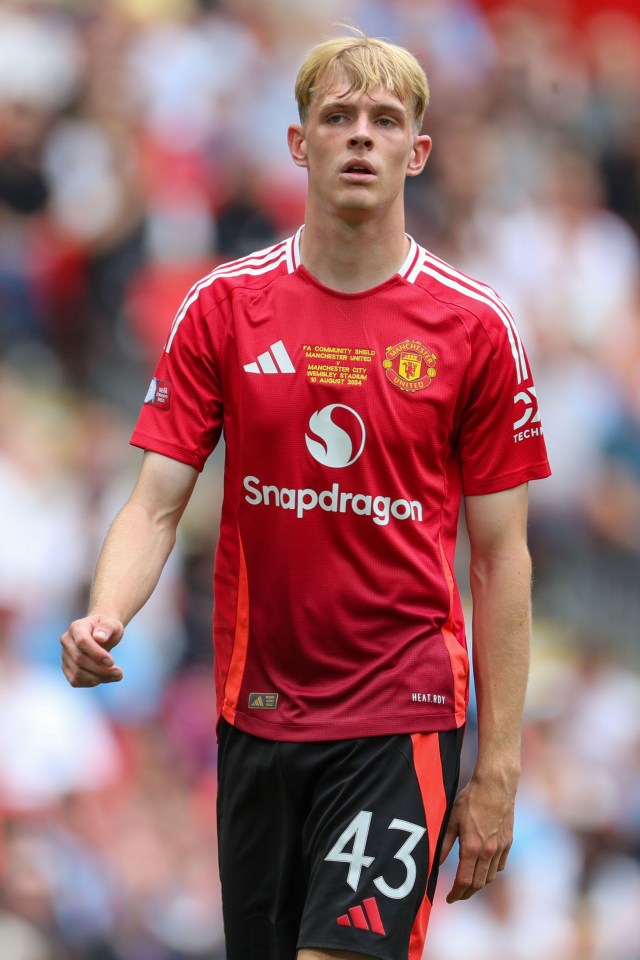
[318,98,407,117]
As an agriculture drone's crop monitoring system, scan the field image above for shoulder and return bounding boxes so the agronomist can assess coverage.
[191,232,300,303]
[409,243,531,386]
[410,243,528,379]
[410,245,514,332]
[165,231,301,351]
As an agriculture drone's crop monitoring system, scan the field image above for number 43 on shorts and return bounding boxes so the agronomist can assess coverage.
[325,810,426,900]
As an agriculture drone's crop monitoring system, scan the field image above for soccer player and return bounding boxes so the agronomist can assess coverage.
[61,31,551,960]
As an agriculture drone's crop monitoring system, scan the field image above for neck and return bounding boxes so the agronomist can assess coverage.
[299,209,409,293]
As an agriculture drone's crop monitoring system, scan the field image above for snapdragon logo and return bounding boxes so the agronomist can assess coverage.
[305,404,365,468]
[243,478,422,526]
[242,403,424,526]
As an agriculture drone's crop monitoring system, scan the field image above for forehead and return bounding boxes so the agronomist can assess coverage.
[310,74,408,115]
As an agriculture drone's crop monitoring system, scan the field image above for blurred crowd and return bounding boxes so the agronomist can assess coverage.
[1,0,640,958]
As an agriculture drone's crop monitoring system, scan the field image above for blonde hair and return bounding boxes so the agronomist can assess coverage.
[295,30,430,131]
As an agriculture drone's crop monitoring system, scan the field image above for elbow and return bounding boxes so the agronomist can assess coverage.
[469,542,532,588]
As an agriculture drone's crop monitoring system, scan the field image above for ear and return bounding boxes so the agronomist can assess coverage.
[288,123,309,169]
[406,134,432,178]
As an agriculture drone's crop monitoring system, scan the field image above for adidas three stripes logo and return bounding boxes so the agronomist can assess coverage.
[243,340,295,374]
[336,897,386,935]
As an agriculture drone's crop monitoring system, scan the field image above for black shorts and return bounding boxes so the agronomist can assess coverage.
[217,719,463,960]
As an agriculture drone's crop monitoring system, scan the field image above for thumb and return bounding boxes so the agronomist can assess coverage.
[93,621,112,642]
[92,616,122,645]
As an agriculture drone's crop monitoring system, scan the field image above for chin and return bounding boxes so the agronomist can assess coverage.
[333,191,379,213]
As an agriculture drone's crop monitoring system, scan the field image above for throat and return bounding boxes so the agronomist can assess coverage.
[299,225,410,294]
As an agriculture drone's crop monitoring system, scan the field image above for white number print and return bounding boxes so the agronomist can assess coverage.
[373,819,426,900]
[324,810,426,900]
[325,810,375,891]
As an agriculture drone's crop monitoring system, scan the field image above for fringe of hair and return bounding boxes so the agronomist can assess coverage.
[295,29,429,131]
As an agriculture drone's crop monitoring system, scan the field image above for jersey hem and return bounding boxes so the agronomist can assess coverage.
[463,460,551,496]
[222,706,463,742]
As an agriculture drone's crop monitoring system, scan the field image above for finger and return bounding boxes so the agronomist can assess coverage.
[446,848,478,903]
[62,643,120,677]
[446,873,473,903]
[497,842,512,872]
[457,841,507,900]
[439,821,459,865]
[447,836,504,902]
[465,849,497,899]
[63,619,123,665]
[61,662,97,687]
[62,650,122,683]
[61,630,115,668]
[485,849,503,886]
[62,619,108,658]
[62,656,123,687]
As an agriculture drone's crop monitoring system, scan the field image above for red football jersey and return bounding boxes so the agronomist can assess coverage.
[131,229,551,741]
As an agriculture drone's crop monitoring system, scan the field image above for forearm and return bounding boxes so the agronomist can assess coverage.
[469,543,532,777]
[61,453,197,689]
[440,485,532,900]
[88,498,179,625]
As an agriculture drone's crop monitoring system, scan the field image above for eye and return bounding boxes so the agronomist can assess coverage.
[376,117,396,127]
[326,113,345,124]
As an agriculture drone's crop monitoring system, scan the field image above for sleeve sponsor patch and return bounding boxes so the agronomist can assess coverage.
[144,377,172,410]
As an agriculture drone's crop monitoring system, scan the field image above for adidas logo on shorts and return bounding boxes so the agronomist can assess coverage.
[336,897,385,935]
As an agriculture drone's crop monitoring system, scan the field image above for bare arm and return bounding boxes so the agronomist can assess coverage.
[440,483,532,901]
[61,451,199,687]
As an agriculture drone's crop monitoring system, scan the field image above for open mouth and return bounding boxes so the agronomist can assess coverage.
[341,162,376,181]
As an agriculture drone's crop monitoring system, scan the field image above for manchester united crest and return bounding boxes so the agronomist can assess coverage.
[382,339,437,393]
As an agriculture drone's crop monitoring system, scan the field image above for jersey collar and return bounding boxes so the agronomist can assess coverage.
[288,226,422,283]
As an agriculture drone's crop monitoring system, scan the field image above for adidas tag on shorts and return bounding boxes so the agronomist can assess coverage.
[217,719,463,960]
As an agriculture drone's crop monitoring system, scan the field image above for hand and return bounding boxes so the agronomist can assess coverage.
[439,769,517,902]
[60,615,125,687]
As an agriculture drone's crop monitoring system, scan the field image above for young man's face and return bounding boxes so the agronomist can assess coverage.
[288,73,431,219]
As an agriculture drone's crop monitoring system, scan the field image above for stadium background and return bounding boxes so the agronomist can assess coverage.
[1,0,640,957]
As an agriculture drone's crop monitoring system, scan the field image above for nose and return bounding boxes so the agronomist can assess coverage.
[349,117,373,149]
[349,132,373,148]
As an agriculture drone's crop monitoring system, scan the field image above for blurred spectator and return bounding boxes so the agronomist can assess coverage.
[0,597,121,812]
[2,1,640,957]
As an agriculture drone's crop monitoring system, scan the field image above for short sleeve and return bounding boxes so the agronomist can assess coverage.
[458,304,551,495]
[130,296,224,471]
